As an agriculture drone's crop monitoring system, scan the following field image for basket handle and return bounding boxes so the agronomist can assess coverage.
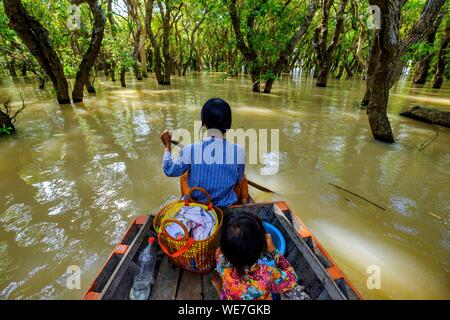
[161,218,190,241]
[158,219,195,258]
[185,187,213,210]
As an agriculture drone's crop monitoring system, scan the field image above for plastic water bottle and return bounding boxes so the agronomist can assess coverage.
[129,237,157,300]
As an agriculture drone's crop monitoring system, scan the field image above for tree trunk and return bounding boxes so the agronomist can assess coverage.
[132,29,143,80]
[313,0,348,88]
[263,79,274,93]
[38,75,46,89]
[367,62,395,143]
[145,0,173,85]
[120,67,126,87]
[362,33,381,105]
[72,0,106,103]
[20,61,27,76]
[432,19,450,89]
[335,65,344,79]
[85,79,96,93]
[400,106,450,128]
[4,0,70,104]
[161,5,172,85]
[366,0,447,143]
[132,62,143,80]
[413,57,433,84]
[413,13,443,84]
[227,0,262,92]
[140,29,148,78]
[316,66,330,87]
[110,62,116,81]
[344,63,353,77]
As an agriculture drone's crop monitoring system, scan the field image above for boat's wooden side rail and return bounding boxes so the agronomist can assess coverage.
[274,201,363,300]
[84,215,151,300]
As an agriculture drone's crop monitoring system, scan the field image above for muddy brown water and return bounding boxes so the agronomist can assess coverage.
[0,72,449,299]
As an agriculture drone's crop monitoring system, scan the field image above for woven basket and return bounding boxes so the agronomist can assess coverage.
[153,187,223,274]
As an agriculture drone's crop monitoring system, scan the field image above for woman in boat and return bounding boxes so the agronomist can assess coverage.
[160,98,248,207]
[213,212,299,300]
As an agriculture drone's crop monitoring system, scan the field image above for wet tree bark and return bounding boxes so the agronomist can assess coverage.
[20,61,27,76]
[145,0,179,85]
[400,106,450,128]
[110,62,116,82]
[362,33,381,105]
[4,0,70,104]
[182,13,207,76]
[38,75,46,89]
[127,0,145,80]
[352,1,368,71]
[120,66,127,87]
[365,0,446,143]
[432,19,450,89]
[413,13,444,84]
[313,0,349,87]
[72,0,106,103]
[85,79,96,93]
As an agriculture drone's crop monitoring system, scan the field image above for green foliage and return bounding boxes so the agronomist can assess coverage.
[0,124,13,135]
[0,0,448,88]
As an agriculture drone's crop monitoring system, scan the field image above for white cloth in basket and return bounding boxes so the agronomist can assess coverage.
[165,206,217,241]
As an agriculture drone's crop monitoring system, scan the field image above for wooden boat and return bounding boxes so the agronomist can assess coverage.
[84,201,363,300]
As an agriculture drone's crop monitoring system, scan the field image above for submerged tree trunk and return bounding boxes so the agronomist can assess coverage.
[145,0,178,85]
[20,61,27,76]
[366,0,447,143]
[110,62,116,82]
[313,0,349,87]
[85,78,96,93]
[4,0,70,103]
[120,66,126,87]
[228,0,262,92]
[127,0,144,80]
[413,13,443,84]
[400,106,450,128]
[432,19,450,89]
[72,0,106,103]
[38,75,46,89]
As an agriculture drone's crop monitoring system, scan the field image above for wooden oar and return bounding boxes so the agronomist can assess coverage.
[170,140,276,194]
[247,180,277,194]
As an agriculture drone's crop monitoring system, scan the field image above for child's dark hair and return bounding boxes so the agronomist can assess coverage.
[220,211,267,276]
[201,98,232,134]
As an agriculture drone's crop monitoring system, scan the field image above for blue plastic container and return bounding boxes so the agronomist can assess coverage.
[263,221,286,255]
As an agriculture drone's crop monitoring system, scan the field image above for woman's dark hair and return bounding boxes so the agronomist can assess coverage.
[201,98,232,134]
[220,211,267,276]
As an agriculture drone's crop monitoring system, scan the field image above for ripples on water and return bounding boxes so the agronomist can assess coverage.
[0,73,449,299]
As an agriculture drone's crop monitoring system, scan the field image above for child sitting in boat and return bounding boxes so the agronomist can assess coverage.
[212,212,299,300]
[160,98,248,207]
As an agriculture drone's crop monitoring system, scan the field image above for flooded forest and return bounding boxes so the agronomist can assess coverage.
[0,0,449,300]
